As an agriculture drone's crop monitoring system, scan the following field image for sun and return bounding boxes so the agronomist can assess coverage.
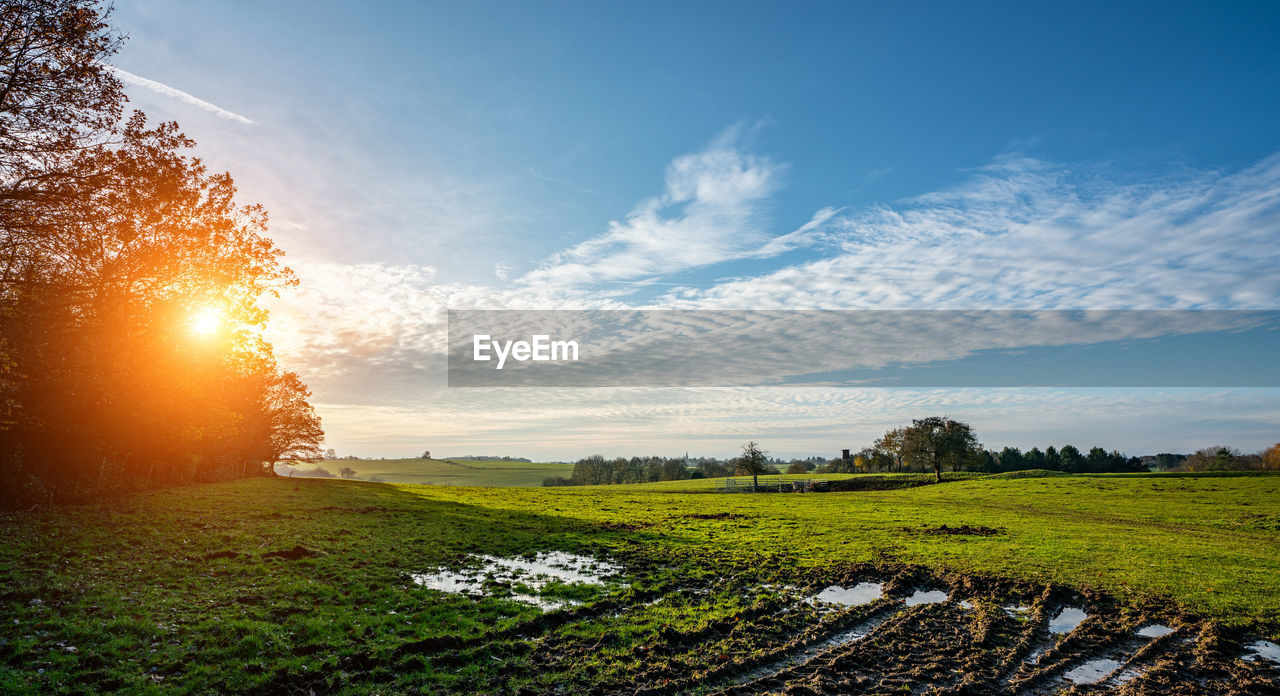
[189,306,223,336]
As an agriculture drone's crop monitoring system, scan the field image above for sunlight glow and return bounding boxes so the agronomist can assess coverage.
[190,306,222,336]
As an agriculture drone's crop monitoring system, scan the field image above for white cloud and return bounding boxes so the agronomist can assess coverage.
[516,124,796,288]
[107,66,254,124]
[260,135,1280,457]
[660,153,1280,310]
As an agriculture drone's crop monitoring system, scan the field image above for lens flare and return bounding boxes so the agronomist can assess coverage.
[190,307,222,336]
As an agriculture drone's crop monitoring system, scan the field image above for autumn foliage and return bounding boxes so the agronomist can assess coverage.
[0,0,321,505]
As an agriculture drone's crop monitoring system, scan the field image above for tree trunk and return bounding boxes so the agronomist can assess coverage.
[753,473,759,491]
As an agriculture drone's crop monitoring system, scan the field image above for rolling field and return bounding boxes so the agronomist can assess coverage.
[294,458,575,486]
[2,472,1279,694]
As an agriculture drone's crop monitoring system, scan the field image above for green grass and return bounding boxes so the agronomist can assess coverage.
[302,457,574,486]
[1,471,1278,693]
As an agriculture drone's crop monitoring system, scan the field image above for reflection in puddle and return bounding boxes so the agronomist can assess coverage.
[1004,604,1031,617]
[726,610,898,688]
[1136,624,1174,638]
[958,600,974,610]
[1244,640,1280,664]
[905,589,948,606]
[1064,658,1121,684]
[411,551,622,611]
[1115,667,1144,684]
[1049,607,1088,634]
[812,582,883,606]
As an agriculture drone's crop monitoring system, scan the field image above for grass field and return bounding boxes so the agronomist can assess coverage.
[293,458,575,486]
[2,472,1278,694]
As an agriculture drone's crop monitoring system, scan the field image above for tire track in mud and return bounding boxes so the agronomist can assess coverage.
[706,600,933,695]
[679,585,1276,696]
[386,559,1280,696]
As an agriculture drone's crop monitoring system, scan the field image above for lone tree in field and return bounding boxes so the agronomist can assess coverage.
[736,441,769,490]
[902,417,978,482]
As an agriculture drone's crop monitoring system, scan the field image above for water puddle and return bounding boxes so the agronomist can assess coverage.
[1064,658,1121,684]
[811,582,883,607]
[1136,624,1174,638]
[905,589,949,606]
[724,610,898,688]
[1049,606,1088,634]
[411,551,622,610]
[1115,667,1143,684]
[1023,645,1048,664]
[1244,640,1280,664]
[958,600,974,610]
[1004,604,1031,618]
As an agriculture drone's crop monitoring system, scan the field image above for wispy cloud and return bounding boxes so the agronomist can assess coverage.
[516,124,796,288]
[107,66,254,125]
[262,130,1280,457]
[661,153,1280,310]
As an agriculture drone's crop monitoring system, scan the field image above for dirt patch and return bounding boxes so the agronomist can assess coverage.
[261,545,319,560]
[598,520,653,531]
[906,524,1004,537]
[478,562,1280,696]
[201,550,239,560]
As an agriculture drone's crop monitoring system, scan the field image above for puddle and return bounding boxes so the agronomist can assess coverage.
[724,610,898,688]
[958,600,974,610]
[1115,667,1144,684]
[411,551,622,610]
[1244,640,1280,664]
[1136,624,1174,638]
[1049,607,1088,634]
[1064,658,1121,684]
[1004,604,1031,617]
[904,589,948,606]
[811,582,883,607]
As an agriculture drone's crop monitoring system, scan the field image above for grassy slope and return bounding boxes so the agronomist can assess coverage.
[305,458,574,486]
[1,472,1278,693]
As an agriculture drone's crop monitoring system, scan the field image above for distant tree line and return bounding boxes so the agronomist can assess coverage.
[544,455,698,486]
[541,421,1280,488]
[447,455,533,462]
[825,419,1280,477]
[0,1,322,506]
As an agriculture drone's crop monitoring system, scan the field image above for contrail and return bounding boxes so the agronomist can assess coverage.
[106,66,254,125]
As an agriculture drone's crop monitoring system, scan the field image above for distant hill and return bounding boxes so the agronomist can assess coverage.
[276,458,572,487]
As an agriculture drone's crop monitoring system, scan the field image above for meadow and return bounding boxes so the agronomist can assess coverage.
[2,472,1278,694]
[290,458,575,487]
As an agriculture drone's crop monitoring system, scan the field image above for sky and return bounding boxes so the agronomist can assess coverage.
[106,1,1280,459]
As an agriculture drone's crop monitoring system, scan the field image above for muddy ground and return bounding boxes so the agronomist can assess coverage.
[430,563,1280,696]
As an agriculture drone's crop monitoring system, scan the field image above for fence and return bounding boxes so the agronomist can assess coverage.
[719,477,829,493]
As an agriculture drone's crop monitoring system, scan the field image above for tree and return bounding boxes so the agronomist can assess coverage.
[324,448,336,459]
[421,450,431,459]
[1024,447,1045,470]
[1044,445,1061,470]
[0,0,124,215]
[998,446,1024,473]
[1263,443,1280,471]
[1059,445,1084,473]
[902,416,979,482]
[0,1,322,505]
[736,441,768,490]
[338,466,356,479]
[875,427,907,472]
[1183,446,1241,472]
[786,460,811,474]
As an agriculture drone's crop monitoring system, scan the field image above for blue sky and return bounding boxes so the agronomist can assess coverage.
[107,1,1280,459]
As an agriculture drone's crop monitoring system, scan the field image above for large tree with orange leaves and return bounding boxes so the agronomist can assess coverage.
[0,0,322,504]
